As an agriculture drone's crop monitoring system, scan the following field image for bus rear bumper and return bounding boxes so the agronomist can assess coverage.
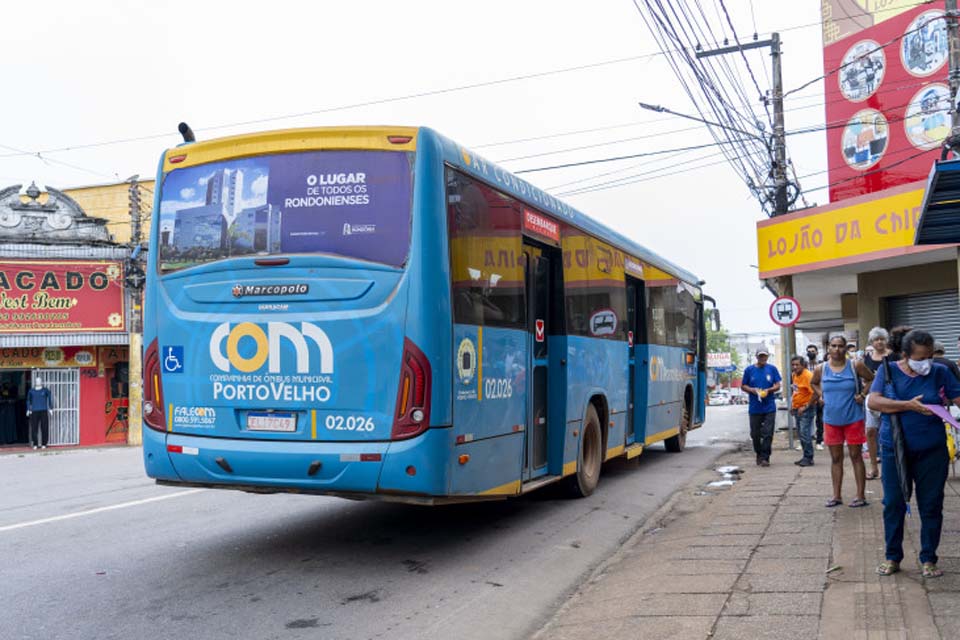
[142,426,453,496]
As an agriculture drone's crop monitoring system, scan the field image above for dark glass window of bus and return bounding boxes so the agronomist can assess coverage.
[447,168,525,329]
[562,232,628,341]
[646,282,697,349]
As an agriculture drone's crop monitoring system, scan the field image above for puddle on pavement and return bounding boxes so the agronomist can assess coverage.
[700,465,744,491]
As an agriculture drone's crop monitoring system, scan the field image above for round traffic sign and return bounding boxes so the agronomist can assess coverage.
[769,296,801,327]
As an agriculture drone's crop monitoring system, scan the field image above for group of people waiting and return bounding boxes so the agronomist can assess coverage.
[741,326,957,579]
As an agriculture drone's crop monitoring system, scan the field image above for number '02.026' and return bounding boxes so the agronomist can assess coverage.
[325,415,376,431]
[484,378,513,400]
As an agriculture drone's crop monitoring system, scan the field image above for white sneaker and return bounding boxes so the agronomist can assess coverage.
[41,445,46,449]
[795,444,802,451]
[816,443,824,451]
[32,445,37,450]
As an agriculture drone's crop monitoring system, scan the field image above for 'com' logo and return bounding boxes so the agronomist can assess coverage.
[210,322,334,374]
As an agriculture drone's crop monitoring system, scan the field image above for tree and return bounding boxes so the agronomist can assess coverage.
[705,309,740,387]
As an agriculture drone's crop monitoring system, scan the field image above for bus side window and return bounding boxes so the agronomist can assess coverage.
[447,168,526,329]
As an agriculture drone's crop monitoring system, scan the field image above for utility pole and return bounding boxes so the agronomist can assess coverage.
[698,32,796,446]
[126,176,144,447]
[947,0,960,140]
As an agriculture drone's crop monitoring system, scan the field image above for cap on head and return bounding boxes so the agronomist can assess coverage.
[756,348,770,357]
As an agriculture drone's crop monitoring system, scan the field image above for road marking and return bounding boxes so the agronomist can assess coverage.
[0,489,203,533]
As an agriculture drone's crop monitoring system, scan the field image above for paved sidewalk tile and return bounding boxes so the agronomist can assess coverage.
[533,434,960,640]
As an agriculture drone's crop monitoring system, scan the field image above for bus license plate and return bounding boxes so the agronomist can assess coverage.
[247,412,297,432]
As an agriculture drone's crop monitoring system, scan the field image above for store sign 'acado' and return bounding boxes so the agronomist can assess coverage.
[0,261,125,333]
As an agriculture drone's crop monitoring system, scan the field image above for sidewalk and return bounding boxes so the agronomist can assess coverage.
[534,434,960,639]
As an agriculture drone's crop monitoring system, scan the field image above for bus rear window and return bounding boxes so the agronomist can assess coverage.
[158,150,412,271]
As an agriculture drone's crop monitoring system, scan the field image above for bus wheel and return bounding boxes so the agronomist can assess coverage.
[664,401,690,453]
[566,404,603,498]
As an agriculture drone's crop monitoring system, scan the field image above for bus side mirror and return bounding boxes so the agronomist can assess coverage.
[712,310,721,332]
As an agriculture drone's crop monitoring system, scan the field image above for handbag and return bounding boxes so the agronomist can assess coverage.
[882,357,913,502]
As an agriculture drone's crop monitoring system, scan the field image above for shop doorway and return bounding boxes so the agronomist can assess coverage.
[0,371,29,446]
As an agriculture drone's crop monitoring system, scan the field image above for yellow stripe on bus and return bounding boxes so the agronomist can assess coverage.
[311,410,317,440]
[605,444,625,460]
[562,461,577,477]
[163,126,419,171]
[645,427,680,445]
[479,479,520,496]
[167,404,173,432]
[477,327,483,401]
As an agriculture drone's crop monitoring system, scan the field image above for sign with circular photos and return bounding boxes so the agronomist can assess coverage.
[841,109,889,171]
[839,39,885,102]
[901,10,947,78]
[903,83,951,150]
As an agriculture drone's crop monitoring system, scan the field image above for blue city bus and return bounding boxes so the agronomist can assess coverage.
[142,126,713,503]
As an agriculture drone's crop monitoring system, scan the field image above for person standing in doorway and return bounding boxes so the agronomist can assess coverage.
[27,376,53,450]
[863,327,891,480]
[812,335,875,508]
[791,355,818,466]
[806,344,825,451]
[741,348,782,467]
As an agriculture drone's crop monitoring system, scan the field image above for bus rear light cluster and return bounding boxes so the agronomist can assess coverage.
[391,338,431,440]
[143,338,167,432]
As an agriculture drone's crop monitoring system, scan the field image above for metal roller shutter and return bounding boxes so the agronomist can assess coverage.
[886,290,960,361]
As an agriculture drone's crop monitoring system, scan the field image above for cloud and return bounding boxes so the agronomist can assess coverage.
[250,173,268,196]
[180,187,195,199]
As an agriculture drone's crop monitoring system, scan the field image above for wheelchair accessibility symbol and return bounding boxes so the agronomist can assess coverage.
[163,346,184,373]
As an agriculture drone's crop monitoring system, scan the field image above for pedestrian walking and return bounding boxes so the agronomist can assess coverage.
[806,344,826,451]
[741,348,782,467]
[863,326,891,479]
[869,329,960,578]
[811,335,874,508]
[26,376,53,450]
[791,355,817,466]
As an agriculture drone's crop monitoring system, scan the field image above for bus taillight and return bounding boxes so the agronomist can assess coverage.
[392,338,432,440]
[142,338,167,432]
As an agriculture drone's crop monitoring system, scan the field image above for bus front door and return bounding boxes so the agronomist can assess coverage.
[524,244,554,481]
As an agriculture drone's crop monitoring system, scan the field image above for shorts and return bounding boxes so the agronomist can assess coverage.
[824,420,866,446]
[865,409,881,430]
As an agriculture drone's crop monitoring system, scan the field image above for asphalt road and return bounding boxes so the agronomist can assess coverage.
[1,406,749,640]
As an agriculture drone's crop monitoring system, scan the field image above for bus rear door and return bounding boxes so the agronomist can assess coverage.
[523,242,560,481]
[625,276,648,445]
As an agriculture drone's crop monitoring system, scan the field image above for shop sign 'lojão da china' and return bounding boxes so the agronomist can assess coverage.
[0,260,125,333]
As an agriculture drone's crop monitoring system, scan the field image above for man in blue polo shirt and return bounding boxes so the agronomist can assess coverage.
[740,348,782,467]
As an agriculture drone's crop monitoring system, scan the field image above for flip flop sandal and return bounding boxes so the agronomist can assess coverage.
[921,563,943,578]
[877,561,900,576]
[865,472,879,480]
[849,498,870,508]
[825,498,843,507]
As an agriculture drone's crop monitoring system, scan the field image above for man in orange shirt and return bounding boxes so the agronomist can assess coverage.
[791,355,818,467]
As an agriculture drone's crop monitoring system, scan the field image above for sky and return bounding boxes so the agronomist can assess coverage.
[0,0,831,334]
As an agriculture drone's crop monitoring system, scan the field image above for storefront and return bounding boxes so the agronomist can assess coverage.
[753,4,960,357]
[756,180,958,356]
[0,183,132,448]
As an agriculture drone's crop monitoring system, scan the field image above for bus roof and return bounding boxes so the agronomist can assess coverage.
[160,125,701,286]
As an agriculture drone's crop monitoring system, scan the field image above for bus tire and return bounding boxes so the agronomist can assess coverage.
[664,401,690,453]
[565,404,603,498]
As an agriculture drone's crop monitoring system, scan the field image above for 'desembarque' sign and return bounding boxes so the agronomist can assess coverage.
[0,260,125,333]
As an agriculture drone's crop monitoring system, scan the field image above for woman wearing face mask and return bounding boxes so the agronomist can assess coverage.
[862,327,890,479]
[811,335,875,508]
[868,329,960,578]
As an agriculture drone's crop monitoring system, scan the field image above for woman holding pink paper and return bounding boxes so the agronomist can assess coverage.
[869,329,960,579]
